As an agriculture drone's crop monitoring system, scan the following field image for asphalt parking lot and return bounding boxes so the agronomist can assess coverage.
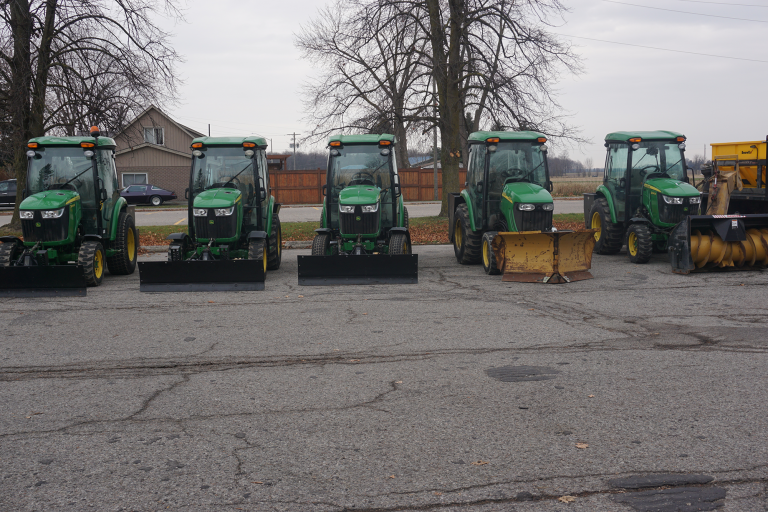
[1,246,767,511]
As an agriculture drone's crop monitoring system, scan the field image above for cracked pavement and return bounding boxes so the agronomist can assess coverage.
[1,245,767,511]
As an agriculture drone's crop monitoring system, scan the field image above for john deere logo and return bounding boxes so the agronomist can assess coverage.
[356,216,362,221]
[209,220,215,224]
[35,222,41,227]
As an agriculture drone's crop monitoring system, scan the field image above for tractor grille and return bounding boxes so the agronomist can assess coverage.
[21,209,69,243]
[658,196,699,224]
[513,207,553,232]
[339,206,380,235]
[194,209,238,240]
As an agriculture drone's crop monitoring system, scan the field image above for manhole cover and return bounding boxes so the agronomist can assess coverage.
[485,366,560,382]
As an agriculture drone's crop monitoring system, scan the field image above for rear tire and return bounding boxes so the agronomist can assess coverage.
[267,214,282,270]
[482,231,500,275]
[626,224,653,264]
[311,233,331,256]
[150,195,163,206]
[79,241,106,287]
[403,207,409,229]
[106,211,138,275]
[248,239,267,274]
[453,203,482,264]
[389,233,411,255]
[0,241,21,266]
[589,198,623,254]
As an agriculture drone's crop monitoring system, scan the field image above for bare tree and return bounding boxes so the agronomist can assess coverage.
[0,0,183,229]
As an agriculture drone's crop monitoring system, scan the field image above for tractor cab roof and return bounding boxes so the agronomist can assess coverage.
[191,136,268,149]
[327,134,396,146]
[28,135,116,149]
[605,130,685,143]
[468,131,546,144]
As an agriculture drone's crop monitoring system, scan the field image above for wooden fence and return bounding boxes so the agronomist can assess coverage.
[271,168,467,205]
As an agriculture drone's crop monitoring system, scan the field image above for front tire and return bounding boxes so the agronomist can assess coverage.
[311,233,331,256]
[106,211,138,275]
[589,198,623,254]
[79,241,106,287]
[626,224,653,264]
[389,233,411,255]
[150,195,163,206]
[267,215,282,270]
[0,241,21,266]
[482,231,500,275]
[453,203,482,264]
[248,239,267,274]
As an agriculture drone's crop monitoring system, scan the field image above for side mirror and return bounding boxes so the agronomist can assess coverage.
[619,178,626,188]
[394,183,401,196]
[546,181,554,193]
[101,189,108,201]
[260,189,267,201]
[476,181,483,193]
[185,188,189,199]
[322,184,327,197]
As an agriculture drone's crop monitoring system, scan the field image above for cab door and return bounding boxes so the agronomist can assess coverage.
[605,143,629,223]
[467,144,487,230]
[257,150,270,230]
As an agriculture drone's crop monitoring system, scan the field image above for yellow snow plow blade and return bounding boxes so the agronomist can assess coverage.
[491,230,597,284]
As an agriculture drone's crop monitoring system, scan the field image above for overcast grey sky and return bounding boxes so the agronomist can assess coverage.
[163,0,768,166]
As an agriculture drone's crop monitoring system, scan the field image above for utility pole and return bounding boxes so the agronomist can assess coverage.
[287,132,301,170]
[433,80,439,201]
[208,124,210,137]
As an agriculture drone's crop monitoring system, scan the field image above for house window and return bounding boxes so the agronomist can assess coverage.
[122,173,148,187]
[144,127,164,145]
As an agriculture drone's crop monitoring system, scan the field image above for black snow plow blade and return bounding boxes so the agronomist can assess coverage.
[138,260,266,292]
[297,254,418,285]
[0,265,87,297]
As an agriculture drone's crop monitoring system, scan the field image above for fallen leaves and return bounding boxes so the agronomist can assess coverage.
[251,481,263,485]
[575,443,589,449]
[588,395,595,398]
[471,460,489,466]
[558,495,577,503]
[26,412,43,419]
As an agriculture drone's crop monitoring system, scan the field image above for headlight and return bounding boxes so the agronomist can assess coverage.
[688,197,701,204]
[361,204,378,213]
[662,196,683,204]
[541,203,554,211]
[215,207,235,216]
[20,210,34,219]
[339,205,354,213]
[42,208,65,219]
[517,203,535,211]
[193,208,207,217]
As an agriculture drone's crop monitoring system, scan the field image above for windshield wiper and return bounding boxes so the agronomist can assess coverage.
[46,167,91,190]
[226,161,254,184]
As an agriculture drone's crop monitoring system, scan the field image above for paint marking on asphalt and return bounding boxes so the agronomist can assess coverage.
[312,207,319,210]
[174,218,186,225]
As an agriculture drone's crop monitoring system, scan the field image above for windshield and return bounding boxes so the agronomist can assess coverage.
[631,142,685,180]
[191,147,256,199]
[27,147,97,207]
[328,145,392,193]
[488,142,548,189]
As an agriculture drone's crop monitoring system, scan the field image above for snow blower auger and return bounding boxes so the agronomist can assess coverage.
[449,131,596,283]
[137,137,281,292]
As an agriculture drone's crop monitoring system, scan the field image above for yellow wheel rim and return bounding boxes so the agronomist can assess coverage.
[94,249,103,279]
[263,246,267,273]
[628,232,638,257]
[455,219,463,248]
[482,239,489,266]
[127,228,136,262]
[591,212,601,242]
[403,240,408,253]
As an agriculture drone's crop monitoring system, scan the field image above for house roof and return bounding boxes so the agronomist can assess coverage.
[116,105,205,141]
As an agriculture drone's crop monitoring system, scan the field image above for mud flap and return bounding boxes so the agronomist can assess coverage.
[138,260,266,292]
[0,265,87,297]
[297,254,418,285]
[491,230,596,284]
[669,214,768,274]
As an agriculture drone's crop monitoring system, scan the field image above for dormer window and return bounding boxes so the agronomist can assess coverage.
[144,127,164,145]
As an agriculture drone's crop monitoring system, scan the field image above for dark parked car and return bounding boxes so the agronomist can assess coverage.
[0,179,16,207]
[120,184,177,206]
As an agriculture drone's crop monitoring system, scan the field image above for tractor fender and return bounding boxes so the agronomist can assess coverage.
[447,193,463,243]
[108,197,129,240]
[459,189,478,232]
[83,234,103,243]
[0,236,23,245]
[629,217,652,225]
[389,227,411,246]
[596,185,619,224]
[247,230,267,240]
[166,233,192,245]
[314,228,332,235]
[273,202,282,215]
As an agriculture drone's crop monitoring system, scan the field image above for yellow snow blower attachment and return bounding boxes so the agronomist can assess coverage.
[491,230,597,284]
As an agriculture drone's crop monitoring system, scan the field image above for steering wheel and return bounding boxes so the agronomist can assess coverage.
[500,167,527,184]
[52,177,80,191]
[638,165,660,176]
[349,171,376,186]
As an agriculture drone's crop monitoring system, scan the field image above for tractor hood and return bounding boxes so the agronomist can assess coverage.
[193,188,242,208]
[644,178,700,197]
[502,182,553,204]
[20,190,79,211]
[338,185,381,205]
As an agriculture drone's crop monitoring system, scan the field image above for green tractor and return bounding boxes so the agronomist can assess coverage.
[138,136,281,291]
[584,131,701,264]
[297,134,417,285]
[448,131,595,283]
[0,127,138,296]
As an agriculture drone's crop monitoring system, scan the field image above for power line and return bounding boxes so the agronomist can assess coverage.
[673,0,768,6]
[603,0,768,22]
[556,33,768,63]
